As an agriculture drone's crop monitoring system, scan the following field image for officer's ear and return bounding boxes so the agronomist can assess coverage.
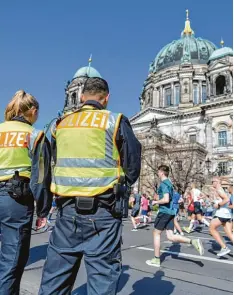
[102,94,110,108]
[80,94,85,103]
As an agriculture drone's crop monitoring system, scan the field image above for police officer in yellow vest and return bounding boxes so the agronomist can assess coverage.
[0,90,53,295]
[39,77,141,295]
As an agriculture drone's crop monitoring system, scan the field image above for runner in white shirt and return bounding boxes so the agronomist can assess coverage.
[210,177,233,257]
[183,183,210,233]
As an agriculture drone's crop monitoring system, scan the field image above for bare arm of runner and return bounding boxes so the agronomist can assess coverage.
[153,193,169,205]
[213,189,229,209]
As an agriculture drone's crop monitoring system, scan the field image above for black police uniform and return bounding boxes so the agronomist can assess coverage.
[0,116,53,295]
[39,100,141,295]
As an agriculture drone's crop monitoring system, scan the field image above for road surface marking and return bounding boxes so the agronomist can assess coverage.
[136,247,233,265]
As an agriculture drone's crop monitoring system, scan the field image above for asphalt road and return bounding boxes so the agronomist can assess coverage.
[12,214,233,294]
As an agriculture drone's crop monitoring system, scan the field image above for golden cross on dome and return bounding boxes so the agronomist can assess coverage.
[220,38,224,47]
[182,9,194,36]
[88,54,92,67]
[87,54,92,76]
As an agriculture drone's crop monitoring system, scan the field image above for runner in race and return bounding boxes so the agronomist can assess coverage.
[209,177,233,257]
[130,189,141,231]
[178,195,186,220]
[146,165,204,268]
[183,183,210,234]
[141,193,150,225]
[173,189,184,235]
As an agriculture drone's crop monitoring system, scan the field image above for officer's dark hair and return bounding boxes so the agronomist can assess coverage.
[158,165,170,177]
[82,77,109,100]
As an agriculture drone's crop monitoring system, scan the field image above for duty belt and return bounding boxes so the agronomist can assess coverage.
[56,196,115,215]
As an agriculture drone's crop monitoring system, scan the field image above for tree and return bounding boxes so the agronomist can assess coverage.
[163,134,207,193]
[137,130,207,195]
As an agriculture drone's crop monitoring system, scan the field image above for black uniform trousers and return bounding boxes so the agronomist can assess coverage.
[0,191,34,295]
[39,201,122,295]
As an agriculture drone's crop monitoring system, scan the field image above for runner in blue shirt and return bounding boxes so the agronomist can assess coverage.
[146,165,204,268]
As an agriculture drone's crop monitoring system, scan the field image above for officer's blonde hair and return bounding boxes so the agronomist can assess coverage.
[5,90,39,121]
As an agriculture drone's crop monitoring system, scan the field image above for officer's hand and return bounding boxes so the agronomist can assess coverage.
[36,217,47,230]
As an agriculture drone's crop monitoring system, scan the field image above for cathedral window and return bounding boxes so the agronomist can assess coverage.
[218,162,228,176]
[175,85,180,105]
[193,84,198,104]
[218,130,227,146]
[202,85,207,103]
[189,134,197,143]
[165,88,172,106]
[71,92,77,105]
[216,75,226,95]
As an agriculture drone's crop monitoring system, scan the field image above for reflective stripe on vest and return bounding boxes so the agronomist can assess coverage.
[51,108,125,197]
[0,121,43,181]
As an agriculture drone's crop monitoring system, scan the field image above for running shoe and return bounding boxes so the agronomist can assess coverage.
[180,232,184,236]
[217,247,231,257]
[183,227,191,234]
[131,228,138,232]
[146,257,160,267]
[191,239,204,256]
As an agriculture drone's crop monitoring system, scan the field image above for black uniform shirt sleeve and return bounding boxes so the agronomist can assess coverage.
[116,115,141,186]
[30,137,53,218]
[51,134,57,164]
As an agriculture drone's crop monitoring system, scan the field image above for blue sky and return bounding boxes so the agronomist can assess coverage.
[0,0,232,129]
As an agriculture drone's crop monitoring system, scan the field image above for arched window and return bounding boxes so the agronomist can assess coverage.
[218,130,227,146]
[202,85,207,103]
[71,92,76,105]
[216,76,226,95]
[165,88,172,106]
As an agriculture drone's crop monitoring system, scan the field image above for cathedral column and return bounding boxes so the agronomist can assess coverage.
[152,88,157,107]
[205,117,213,156]
[199,80,202,103]
[159,85,163,107]
[162,86,165,107]
[206,77,210,100]
[171,82,174,105]
[156,88,160,107]
[228,72,233,93]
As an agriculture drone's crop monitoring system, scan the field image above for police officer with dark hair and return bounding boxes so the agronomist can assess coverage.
[39,77,141,295]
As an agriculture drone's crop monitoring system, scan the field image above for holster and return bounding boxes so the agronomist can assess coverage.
[113,181,129,218]
[7,171,32,200]
[75,197,96,214]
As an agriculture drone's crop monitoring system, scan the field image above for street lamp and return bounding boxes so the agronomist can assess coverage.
[205,158,212,173]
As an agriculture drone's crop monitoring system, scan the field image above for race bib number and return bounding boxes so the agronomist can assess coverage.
[0,132,28,148]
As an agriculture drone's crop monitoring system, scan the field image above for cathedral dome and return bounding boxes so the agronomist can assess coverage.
[73,66,102,79]
[208,44,233,62]
[149,11,217,73]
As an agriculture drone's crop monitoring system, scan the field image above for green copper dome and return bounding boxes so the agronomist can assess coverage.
[73,66,102,79]
[149,11,217,73]
[208,46,233,62]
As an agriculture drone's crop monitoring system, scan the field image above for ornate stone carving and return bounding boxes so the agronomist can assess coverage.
[150,118,158,129]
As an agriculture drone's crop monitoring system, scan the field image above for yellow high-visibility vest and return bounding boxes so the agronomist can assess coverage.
[51,106,125,197]
[0,121,43,181]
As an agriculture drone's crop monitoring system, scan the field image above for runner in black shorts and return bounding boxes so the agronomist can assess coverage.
[210,177,233,257]
[183,184,210,234]
[146,165,204,268]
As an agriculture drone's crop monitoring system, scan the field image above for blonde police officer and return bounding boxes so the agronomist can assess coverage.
[39,77,141,295]
[0,90,53,295]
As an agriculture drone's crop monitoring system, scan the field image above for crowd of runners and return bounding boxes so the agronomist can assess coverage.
[44,166,233,268]
[129,166,233,267]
